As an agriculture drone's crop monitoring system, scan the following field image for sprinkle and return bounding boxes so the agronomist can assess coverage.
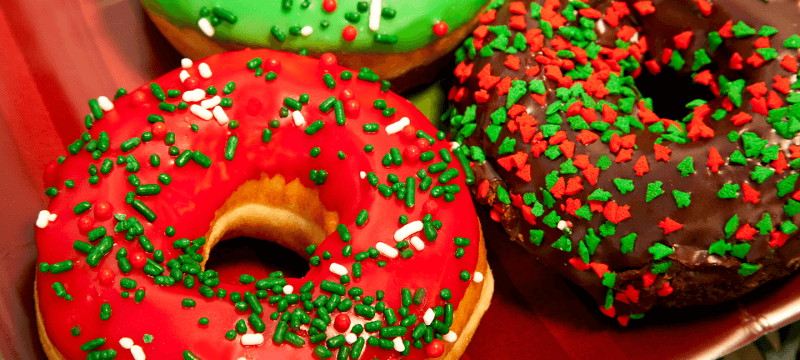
[473,272,484,283]
[181,58,193,68]
[369,0,382,31]
[394,338,406,352]
[300,26,313,36]
[385,117,410,135]
[345,334,358,344]
[119,338,134,349]
[190,105,213,120]
[212,106,229,125]
[198,96,220,110]
[410,236,425,251]
[97,96,114,111]
[131,345,145,360]
[376,242,398,258]
[198,18,215,37]
[360,171,366,179]
[283,285,293,294]
[330,263,348,276]
[241,334,265,346]
[198,63,212,78]
[36,210,52,228]
[292,111,306,127]
[394,221,423,241]
[443,331,457,343]
[180,70,190,82]
[423,308,435,325]
[182,89,205,102]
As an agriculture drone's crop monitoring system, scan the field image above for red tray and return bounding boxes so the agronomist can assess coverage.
[2,1,799,359]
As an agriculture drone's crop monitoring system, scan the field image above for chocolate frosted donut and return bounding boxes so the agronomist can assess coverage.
[445,0,800,325]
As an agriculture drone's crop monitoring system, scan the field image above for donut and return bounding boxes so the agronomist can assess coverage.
[140,0,493,92]
[34,49,493,359]
[445,0,800,325]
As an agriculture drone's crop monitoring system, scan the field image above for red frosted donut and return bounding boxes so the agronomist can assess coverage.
[445,0,800,325]
[35,49,493,359]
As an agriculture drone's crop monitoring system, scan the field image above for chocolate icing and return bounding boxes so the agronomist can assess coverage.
[450,0,800,320]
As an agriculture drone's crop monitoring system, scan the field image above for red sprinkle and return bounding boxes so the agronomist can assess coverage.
[426,339,445,358]
[423,200,439,216]
[333,313,351,332]
[130,90,147,106]
[696,0,712,16]
[129,251,147,269]
[77,216,94,234]
[657,282,674,297]
[642,273,657,287]
[433,21,449,36]
[736,224,757,240]
[654,144,671,162]
[673,31,693,50]
[742,182,761,204]
[264,57,281,72]
[342,25,357,41]
[319,53,338,68]
[633,156,649,176]
[94,201,113,220]
[707,147,724,173]
[634,1,656,15]
[98,268,115,286]
[322,0,337,12]
[658,217,683,234]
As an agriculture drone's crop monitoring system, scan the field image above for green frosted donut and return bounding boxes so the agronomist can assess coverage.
[142,0,494,54]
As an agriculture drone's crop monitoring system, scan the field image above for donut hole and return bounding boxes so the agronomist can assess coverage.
[635,66,717,121]
[200,174,339,275]
[205,236,310,280]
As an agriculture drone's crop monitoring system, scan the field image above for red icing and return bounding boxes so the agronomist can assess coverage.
[35,50,481,359]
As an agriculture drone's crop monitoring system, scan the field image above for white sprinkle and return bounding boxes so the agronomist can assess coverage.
[301,26,313,36]
[190,105,213,120]
[237,358,247,360]
[131,345,146,360]
[473,271,484,283]
[201,95,221,109]
[292,111,306,127]
[283,285,294,294]
[179,70,190,82]
[557,220,568,231]
[393,337,405,352]
[182,89,205,102]
[345,333,358,344]
[36,210,51,229]
[198,18,215,37]
[410,236,425,251]
[241,334,265,346]
[360,171,366,179]
[451,141,461,150]
[48,213,57,222]
[119,338,134,349]
[423,308,435,325]
[213,106,229,125]
[369,0,381,31]
[181,58,193,69]
[394,221,423,242]
[330,263,348,276]
[375,242,398,258]
[443,331,457,343]
[385,117,410,135]
[97,96,114,111]
[198,62,212,78]
[596,19,606,34]
[630,32,640,44]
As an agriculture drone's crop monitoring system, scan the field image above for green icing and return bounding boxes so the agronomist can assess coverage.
[144,0,490,53]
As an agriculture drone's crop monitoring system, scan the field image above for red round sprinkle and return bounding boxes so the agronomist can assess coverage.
[94,201,113,220]
[403,145,420,162]
[246,98,263,116]
[129,251,147,269]
[342,25,357,41]
[322,0,337,12]
[98,268,115,286]
[423,200,439,215]
[416,138,431,151]
[151,122,167,139]
[425,339,444,358]
[344,99,360,117]
[77,216,94,234]
[401,125,417,142]
[265,57,281,72]
[319,53,338,68]
[130,91,147,106]
[339,89,354,101]
[183,76,199,90]
[333,313,350,332]
[433,21,448,37]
